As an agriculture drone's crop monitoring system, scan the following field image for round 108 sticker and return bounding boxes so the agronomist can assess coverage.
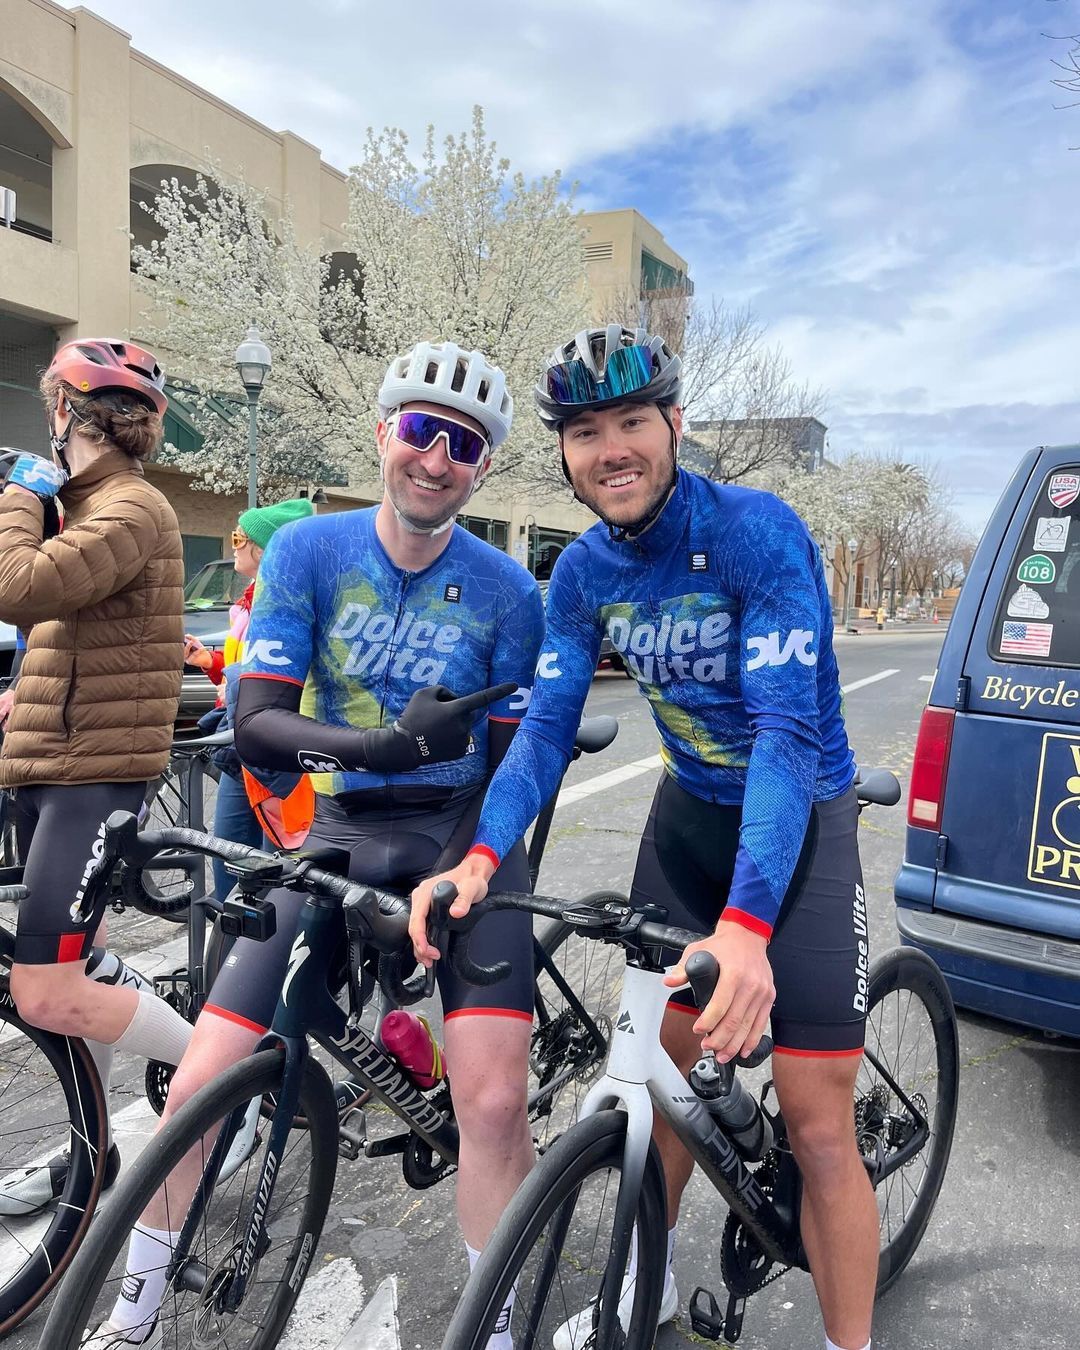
[1017,553,1057,584]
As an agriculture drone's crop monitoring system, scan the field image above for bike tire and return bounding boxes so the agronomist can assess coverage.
[862,947,959,1294]
[529,892,626,1147]
[442,1109,666,1350]
[39,1047,339,1350]
[0,965,108,1335]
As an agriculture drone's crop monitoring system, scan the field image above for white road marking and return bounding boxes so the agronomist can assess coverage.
[337,1274,400,1349]
[840,669,900,695]
[919,675,935,682]
[556,669,902,810]
[554,753,662,810]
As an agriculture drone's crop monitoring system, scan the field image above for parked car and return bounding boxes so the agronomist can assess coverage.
[176,558,248,728]
[895,444,1080,1037]
[536,579,626,675]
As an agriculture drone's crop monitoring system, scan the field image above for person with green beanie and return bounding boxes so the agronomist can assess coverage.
[183,497,314,899]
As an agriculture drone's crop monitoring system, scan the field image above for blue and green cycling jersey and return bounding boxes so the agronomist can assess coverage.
[240,508,545,796]
[475,469,855,936]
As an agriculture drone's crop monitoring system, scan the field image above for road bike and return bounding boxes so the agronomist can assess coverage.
[442,770,960,1348]
[36,797,628,1349]
[1,717,623,1339]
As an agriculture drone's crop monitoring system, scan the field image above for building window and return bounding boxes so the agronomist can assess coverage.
[640,249,693,295]
[459,514,510,551]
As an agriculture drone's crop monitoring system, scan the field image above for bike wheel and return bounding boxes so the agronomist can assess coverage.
[529,892,627,1148]
[443,1109,666,1350]
[40,1047,339,1350]
[0,956,108,1335]
[138,767,196,919]
[859,947,959,1294]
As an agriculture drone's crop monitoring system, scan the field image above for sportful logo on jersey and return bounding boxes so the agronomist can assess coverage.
[443,583,462,603]
[329,603,463,684]
[745,629,817,671]
[241,639,292,666]
[689,550,709,573]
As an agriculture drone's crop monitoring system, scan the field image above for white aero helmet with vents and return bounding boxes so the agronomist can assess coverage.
[377,341,514,449]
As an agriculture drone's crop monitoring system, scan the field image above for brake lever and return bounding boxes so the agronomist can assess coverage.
[685,950,772,1065]
[69,810,142,925]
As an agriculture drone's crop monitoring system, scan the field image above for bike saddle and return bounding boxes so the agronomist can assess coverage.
[171,729,235,751]
[573,715,618,755]
[854,767,902,806]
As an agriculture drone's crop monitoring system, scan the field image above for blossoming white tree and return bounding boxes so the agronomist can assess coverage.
[133,108,588,497]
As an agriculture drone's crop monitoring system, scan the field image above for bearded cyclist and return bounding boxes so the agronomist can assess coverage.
[413,326,877,1350]
[84,342,544,1349]
[0,341,193,1216]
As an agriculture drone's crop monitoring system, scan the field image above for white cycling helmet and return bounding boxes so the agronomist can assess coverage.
[377,341,514,449]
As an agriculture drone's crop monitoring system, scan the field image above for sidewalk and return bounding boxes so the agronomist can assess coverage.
[834,618,947,637]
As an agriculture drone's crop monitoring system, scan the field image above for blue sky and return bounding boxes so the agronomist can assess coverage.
[70,0,1080,528]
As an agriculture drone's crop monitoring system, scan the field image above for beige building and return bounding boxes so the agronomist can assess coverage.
[0,0,693,578]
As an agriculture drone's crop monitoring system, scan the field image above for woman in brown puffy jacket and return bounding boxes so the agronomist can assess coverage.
[0,340,194,1214]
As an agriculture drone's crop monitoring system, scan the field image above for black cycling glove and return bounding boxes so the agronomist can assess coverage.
[235,676,517,776]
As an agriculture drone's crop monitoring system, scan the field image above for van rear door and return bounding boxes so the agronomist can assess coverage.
[939,448,1080,942]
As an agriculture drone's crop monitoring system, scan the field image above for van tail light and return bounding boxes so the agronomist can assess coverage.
[907,706,955,832]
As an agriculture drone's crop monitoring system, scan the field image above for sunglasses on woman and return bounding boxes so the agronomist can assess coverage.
[231,530,251,550]
[389,410,490,467]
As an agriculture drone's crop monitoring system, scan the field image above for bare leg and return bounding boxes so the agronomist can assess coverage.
[443,1014,535,1248]
[11,961,140,1043]
[652,1005,702,1226]
[772,1052,877,1349]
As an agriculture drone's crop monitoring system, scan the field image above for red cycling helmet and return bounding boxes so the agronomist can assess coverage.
[45,339,168,417]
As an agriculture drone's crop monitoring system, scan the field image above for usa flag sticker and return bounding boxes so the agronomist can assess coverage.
[1000,620,1053,658]
[1048,473,1080,509]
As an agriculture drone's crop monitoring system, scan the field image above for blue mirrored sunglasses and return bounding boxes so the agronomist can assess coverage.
[544,344,655,407]
[390,411,490,467]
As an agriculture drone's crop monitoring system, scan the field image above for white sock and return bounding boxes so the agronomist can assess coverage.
[112,989,192,1067]
[85,948,153,995]
[665,1225,677,1288]
[466,1242,515,1350]
[826,1337,870,1350]
[84,949,153,1150]
[108,1222,179,1339]
[625,1224,677,1293]
[84,1038,115,1148]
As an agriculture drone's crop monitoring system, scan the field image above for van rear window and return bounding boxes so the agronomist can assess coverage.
[991,469,1080,667]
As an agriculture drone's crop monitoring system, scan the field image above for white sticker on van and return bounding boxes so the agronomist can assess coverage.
[1007,585,1051,620]
[1048,473,1080,509]
[1034,516,1070,553]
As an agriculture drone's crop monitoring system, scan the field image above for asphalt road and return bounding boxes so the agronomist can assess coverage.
[4,627,1078,1349]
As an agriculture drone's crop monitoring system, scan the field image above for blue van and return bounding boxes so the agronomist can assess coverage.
[895,444,1080,1037]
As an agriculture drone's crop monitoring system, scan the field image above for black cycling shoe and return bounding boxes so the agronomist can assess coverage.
[0,1142,121,1217]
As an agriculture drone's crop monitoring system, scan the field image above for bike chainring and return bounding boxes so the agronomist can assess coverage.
[402,1085,455,1189]
[719,1153,783,1298]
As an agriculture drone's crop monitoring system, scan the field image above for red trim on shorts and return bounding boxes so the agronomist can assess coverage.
[56,933,85,963]
[203,1003,269,1035]
[444,1008,533,1024]
[237,672,304,687]
[488,716,522,724]
[665,999,700,1016]
[773,1044,864,1058]
[719,908,774,941]
[466,844,501,871]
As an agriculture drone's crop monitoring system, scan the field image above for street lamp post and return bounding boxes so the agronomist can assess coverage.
[234,324,271,510]
[888,558,898,619]
[842,538,858,630]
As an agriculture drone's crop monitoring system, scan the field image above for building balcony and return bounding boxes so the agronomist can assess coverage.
[0,226,77,324]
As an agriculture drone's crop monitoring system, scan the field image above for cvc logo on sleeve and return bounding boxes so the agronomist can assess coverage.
[745,629,817,672]
[241,639,292,667]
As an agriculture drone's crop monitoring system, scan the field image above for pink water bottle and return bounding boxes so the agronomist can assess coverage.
[380,1011,446,1090]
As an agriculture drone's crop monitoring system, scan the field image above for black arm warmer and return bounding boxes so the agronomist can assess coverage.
[234,675,416,775]
[432,717,520,875]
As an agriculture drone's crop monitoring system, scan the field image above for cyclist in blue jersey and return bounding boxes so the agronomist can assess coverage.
[413,326,877,1350]
[85,342,544,1350]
